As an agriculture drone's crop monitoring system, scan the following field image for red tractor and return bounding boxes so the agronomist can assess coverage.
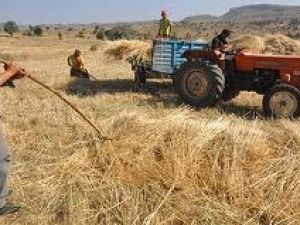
[175,49,300,118]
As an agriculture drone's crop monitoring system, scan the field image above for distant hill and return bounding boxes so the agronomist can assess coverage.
[183,4,300,22]
[182,14,218,22]
[222,4,300,21]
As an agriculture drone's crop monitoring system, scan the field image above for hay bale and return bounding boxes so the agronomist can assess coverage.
[105,40,151,61]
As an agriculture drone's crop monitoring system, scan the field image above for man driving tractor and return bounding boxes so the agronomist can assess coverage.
[157,10,172,38]
[67,49,90,79]
[211,29,231,51]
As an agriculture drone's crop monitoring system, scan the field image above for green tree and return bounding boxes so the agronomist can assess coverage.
[4,20,19,37]
[93,25,101,34]
[34,25,43,36]
[104,25,140,40]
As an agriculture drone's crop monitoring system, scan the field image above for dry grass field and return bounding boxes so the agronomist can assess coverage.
[0,35,300,225]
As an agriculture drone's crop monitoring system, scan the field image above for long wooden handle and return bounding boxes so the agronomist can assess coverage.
[26,74,108,140]
[0,60,108,141]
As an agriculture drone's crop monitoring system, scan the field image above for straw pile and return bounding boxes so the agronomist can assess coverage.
[231,34,300,55]
[5,108,300,225]
[231,35,265,52]
[104,40,152,60]
[264,34,300,55]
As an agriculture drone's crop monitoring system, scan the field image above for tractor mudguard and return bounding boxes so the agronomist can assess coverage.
[182,50,226,70]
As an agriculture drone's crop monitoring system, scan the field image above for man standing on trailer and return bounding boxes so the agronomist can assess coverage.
[157,10,172,38]
[0,62,26,215]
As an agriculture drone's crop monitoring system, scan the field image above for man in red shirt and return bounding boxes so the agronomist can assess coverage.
[0,62,26,216]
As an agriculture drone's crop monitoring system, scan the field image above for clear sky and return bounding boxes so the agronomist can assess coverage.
[0,0,300,24]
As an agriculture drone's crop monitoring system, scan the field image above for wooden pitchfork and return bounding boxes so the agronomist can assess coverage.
[0,60,109,141]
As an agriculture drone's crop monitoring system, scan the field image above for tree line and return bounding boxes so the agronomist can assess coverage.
[3,20,44,37]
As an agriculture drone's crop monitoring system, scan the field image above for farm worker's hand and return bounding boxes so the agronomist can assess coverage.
[4,62,27,79]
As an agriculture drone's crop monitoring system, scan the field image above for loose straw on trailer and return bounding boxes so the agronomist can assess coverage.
[1,61,109,141]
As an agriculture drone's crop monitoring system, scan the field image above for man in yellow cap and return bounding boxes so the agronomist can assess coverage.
[67,49,90,79]
[157,11,172,38]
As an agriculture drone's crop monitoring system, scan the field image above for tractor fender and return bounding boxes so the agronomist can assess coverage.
[182,49,224,64]
[182,50,225,70]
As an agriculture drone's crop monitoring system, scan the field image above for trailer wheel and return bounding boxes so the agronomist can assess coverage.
[175,60,225,107]
[263,84,300,118]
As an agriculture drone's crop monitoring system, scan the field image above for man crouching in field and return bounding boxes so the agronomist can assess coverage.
[0,62,26,215]
[68,49,90,79]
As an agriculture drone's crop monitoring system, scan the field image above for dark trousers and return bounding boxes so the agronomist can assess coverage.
[70,68,90,79]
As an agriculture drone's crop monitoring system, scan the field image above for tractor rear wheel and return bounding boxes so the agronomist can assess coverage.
[175,60,225,107]
[263,84,300,118]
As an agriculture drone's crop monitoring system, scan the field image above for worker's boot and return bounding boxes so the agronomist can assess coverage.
[0,203,20,216]
[4,80,16,88]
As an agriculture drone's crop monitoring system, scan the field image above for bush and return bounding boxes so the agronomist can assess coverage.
[34,25,43,36]
[22,30,32,37]
[0,52,14,61]
[76,31,85,38]
[96,28,106,40]
[90,44,98,51]
[4,20,19,37]
[58,32,63,40]
[104,25,141,40]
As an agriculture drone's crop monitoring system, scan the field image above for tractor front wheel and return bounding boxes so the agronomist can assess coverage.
[175,60,225,107]
[263,84,300,118]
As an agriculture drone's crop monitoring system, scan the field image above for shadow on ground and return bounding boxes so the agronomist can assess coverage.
[65,78,174,97]
[218,103,264,120]
[64,77,264,120]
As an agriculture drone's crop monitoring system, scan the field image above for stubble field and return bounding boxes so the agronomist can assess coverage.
[0,36,300,225]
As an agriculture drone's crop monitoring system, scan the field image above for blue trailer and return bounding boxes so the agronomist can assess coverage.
[131,39,209,87]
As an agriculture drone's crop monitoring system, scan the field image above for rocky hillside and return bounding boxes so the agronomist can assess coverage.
[184,4,300,22]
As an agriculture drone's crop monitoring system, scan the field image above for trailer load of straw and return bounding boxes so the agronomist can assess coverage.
[104,40,152,61]
[231,34,300,55]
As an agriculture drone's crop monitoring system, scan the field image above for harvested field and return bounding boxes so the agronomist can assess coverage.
[0,35,300,225]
